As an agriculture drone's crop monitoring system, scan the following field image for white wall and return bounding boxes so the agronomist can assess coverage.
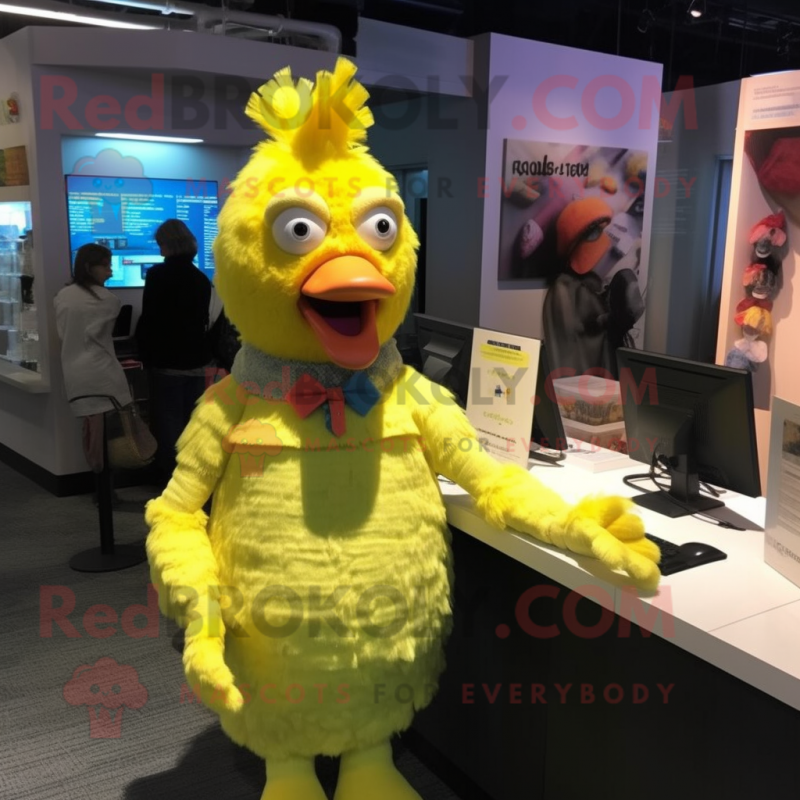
[716,71,800,489]
[355,18,472,97]
[478,35,662,340]
[646,80,740,360]
[362,41,490,326]
[0,31,58,474]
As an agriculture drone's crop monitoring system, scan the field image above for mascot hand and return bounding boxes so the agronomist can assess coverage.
[182,625,244,712]
[475,467,661,588]
[553,496,661,588]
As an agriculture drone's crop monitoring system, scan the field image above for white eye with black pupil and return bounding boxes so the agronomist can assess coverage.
[271,208,327,255]
[356,207,399,251]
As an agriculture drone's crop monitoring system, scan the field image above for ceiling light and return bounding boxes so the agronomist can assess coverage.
[687,0,705,19]
[91,0,192,12]
[96,133,204,143]
[0,2,160,29]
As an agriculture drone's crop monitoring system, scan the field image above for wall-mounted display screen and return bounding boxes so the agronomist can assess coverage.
[65,175,219,288]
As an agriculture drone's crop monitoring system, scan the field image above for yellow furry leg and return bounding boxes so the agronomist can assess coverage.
[260,756,327,800]
[334,741,421,800]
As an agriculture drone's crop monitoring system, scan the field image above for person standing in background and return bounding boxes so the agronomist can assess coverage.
[135,219,217,485]
[54,243,132,475]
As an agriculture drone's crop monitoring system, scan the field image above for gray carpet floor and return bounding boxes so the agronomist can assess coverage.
[0,461,461,800]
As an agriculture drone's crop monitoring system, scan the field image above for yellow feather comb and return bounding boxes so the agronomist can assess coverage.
[246,57,374,163]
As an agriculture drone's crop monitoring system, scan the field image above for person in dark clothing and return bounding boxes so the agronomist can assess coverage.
[136,218,214,484]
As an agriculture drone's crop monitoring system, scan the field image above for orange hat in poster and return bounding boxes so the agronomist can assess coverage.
[556,197,613,275]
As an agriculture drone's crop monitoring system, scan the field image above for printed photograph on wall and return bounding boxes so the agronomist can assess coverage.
[0,145,29,187]
[497,139,650,378]
[744,126,800,227]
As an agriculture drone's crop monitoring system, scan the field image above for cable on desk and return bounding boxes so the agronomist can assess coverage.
[622,451,745,530]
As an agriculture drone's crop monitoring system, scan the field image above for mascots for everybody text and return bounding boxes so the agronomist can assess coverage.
[145,59,660,800]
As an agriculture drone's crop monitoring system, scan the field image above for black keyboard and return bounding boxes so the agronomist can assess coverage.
[645,533,728,576]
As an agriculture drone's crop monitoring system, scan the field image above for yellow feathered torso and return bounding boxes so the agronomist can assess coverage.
[205,365,453,758]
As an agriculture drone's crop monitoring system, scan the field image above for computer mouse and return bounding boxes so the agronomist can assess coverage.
[680,542,727,566]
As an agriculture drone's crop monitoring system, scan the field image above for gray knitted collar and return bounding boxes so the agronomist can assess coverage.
[231,339,405,401]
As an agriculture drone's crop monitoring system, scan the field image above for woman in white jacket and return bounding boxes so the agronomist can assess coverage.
[54,243,131,472]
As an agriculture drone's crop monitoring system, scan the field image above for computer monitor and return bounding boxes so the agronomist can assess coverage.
[65,174,219,288]
[532,344,567,452]
[413,314,567,452]
[616,347,761,518]
[414,314,474,408]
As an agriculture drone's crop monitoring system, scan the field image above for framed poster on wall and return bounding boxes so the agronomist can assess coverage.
[497,140,649,282]
[497,139,650,378]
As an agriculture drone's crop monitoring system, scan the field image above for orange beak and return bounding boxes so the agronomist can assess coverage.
[298,255,396,370]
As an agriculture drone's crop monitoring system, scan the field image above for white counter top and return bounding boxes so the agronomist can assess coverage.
[0,357,48,392]
[440,454,800,712]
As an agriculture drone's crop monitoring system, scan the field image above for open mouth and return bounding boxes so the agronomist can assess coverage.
[298,255,395,370]
[302,298,365,337]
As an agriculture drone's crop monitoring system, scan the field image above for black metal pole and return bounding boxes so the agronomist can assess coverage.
[98,411,115,554]
[69,395,147,573]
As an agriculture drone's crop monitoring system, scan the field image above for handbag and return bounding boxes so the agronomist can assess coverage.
[207,310,241,373]
[207,287,241,373]
[105,398,158,470]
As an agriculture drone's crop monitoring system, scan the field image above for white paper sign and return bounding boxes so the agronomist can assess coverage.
[465,328,540,468]
[739,74,800,129]
[765,397,800,588]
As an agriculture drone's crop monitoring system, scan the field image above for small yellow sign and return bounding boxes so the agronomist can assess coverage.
[480,343,530,368]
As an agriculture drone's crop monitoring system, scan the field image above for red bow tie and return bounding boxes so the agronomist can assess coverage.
[285,374,348,436]
[285,372,382,437]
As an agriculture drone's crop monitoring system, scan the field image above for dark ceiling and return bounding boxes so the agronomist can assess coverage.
[2,0,799,90]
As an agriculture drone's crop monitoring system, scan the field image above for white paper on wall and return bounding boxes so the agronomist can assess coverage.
[765,396,800,588]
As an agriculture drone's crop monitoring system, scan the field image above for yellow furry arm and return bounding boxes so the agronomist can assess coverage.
[154,376,245,514]
[412,379,661,588]
[412,390,570,535]
[146,376,244,616]
[145,376,246,711]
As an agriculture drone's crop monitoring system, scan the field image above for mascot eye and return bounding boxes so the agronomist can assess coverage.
[271,208,327,255]
[356,207,398,251]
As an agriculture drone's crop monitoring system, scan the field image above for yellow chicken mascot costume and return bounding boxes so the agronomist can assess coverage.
[146,58,660,800]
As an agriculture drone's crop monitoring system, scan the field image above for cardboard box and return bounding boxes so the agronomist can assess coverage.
[553,375,624,448]
[562,418,626,450]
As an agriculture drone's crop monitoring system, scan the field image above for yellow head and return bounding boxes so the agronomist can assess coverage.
[214,58,419,369]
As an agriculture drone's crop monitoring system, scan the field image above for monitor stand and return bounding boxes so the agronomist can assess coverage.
[529,442,566,465]
[632,454,724,518]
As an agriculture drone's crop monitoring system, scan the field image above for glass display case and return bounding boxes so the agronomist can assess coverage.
[0,200,38,373]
